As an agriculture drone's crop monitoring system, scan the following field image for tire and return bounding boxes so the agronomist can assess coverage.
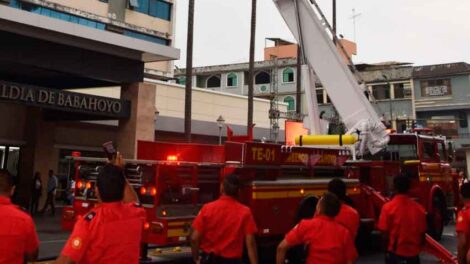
[427,194,445,241]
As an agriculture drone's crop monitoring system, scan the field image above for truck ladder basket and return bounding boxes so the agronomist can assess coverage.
[360,185,458,264]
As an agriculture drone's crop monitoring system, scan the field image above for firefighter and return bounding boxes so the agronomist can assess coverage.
[456,181,470,264]
[191,174,258,264]
[54,159,146,264]
[328,178,360,239]
[0,169,39,264]
[377,175,427,264]
[276,192,358,264]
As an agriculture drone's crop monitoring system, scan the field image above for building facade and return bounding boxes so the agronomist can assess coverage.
[0,0,179,207]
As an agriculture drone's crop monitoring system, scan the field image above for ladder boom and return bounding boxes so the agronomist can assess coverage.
[274,0,389,154]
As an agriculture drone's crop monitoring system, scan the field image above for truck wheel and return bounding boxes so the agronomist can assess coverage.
[427,195,445,241]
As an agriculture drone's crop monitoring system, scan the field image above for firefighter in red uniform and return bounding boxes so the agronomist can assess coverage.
[456,181,470,264]
[276,192,358,264]
[328,178,360,239]
[55,159,146,264]
[191,174,258,264]
[378,175,427,264]
[0,169,39,264]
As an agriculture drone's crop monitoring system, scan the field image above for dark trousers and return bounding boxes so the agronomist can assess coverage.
[385,252,420,264]
[200,252,242,264]
[30,192,41,215]
[41,192,55,215]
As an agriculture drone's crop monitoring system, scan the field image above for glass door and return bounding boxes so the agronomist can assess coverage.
[0,145,21,177]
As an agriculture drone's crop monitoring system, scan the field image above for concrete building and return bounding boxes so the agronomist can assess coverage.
[413,62,470,173]
[0,0,179,207]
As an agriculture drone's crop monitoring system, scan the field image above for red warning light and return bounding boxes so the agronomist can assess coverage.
[149,187,157,196]
[140,187,147,195]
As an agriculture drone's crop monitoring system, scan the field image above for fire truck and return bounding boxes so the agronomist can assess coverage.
[62,0,460,262]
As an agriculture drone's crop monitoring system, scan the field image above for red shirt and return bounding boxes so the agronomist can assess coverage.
[377,194,427,257]
[285,215,358,264]
[335,203,360,239]
[456,202,470,252]
[192,195,258,258]
[61,202,146,264]
[0,196,39,264]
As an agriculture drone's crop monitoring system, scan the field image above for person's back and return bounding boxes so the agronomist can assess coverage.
[61,202,145,263]
[277,192,357,264]
[291,216,355,264]
[335,203,360,239]
[191,174,258,264]
[0,169,39,264]
[379,195,426,256]
[193,195,256,258]
[378,175,426,263]
[55,161,145,264]
[328,178,360,239]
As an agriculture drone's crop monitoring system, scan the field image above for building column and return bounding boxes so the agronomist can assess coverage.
[117,82,156,159]
[466,150,470,179]
[16,108,57,209]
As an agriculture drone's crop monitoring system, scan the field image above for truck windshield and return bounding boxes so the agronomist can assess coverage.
[366,144,418,161]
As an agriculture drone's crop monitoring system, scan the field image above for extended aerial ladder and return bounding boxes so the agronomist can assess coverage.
[274,0,389,156]
[273,0,458,263]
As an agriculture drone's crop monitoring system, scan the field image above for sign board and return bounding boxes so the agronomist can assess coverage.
[0,80,130,118]
[421,79,452,97]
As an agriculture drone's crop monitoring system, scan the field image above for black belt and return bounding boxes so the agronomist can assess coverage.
[200,252,242,264]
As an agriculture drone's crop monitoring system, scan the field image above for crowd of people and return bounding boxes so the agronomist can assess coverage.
[1,158,470,263]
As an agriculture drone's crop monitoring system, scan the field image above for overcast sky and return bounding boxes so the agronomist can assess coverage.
[174,0,470,68]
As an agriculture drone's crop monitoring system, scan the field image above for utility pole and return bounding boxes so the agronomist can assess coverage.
[332,0,337,44]
[296,45,302,115]
[247,0,257,133]
[184,0,195,142]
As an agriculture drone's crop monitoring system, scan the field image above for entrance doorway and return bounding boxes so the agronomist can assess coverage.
[0,145,21,177]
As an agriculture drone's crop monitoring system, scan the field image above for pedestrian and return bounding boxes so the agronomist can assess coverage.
[54,159,146,264]
[40,169,58,216]
[30,171,42,215]
[328,178,360,239]
[377,175,427,264]
[456,181,470,264]
[276,192,358,264]
[191,174,258,264]
[0,169,39,264]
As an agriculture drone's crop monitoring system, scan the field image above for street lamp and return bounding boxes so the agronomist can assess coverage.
[382,74,393,129]
[273,122,280,143]
[217,115,225,145]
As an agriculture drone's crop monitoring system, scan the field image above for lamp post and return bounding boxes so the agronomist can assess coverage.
[273,122,280,143]
[382,74,393,129]
[217,115,225,145]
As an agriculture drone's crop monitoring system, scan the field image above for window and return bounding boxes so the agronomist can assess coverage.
[284,96,295,111]
[316,89,324,104]
[282,68,294,83]
[128,0,172,21]
[372,84,390,100]
[420,79,451,97]
[177,77,186,85]
[393,83,411,99]
[227,73,238,87]
[422,142,436,160]
[255,72,270,84]
[437,142,446,162]
[149,0,172,21]
[207,76,221,88]
[134,0,149,14]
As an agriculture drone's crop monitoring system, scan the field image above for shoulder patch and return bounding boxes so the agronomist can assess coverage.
[84,211,96,222]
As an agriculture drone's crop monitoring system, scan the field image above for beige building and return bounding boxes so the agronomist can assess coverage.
[0,0,179,208]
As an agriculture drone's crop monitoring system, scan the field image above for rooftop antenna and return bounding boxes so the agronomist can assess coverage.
[350,8,362,43]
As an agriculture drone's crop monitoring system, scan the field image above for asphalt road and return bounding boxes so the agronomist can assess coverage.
[35,208,458,263]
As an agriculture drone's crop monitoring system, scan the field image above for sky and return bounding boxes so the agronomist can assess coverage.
[174,0,470,68]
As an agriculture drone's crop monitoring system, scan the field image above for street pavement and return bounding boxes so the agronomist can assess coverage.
[34,208,458,263]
